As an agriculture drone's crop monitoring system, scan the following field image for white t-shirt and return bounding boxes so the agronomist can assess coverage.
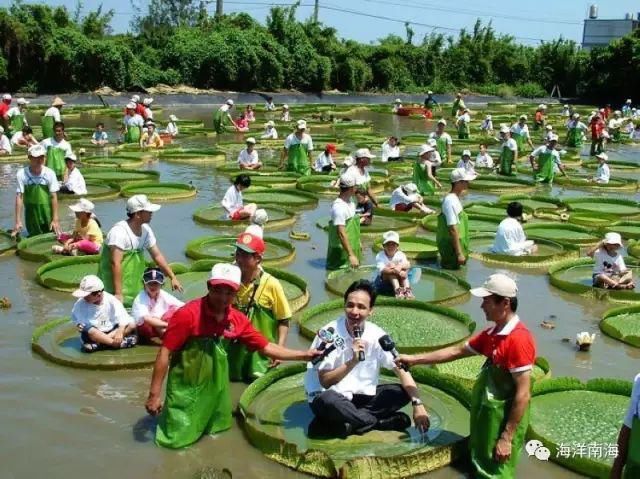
[284,132,313,151]
[510,123,530,139]
[481,119,493,131]
[593,248,627,275]
[491,217,531,256]
[71,291,134,333]
[10,131,24,146]
[265,101,276,111]
[429,131,452,146]
[92,131,108,141]
[568,120,587,131]
[502,138,518,152]
[389,186,419,209]
[594,163,610,183]
[624,373,640,428]
[131,289,184,326]
[441,193,463,226]
[431,150,443,167]
[144,107,153,120]
[457,113,471,124]
[44,106,61,122]
[7,107,28,125]
[238,148,259,166]
[221,185,243,217]
[123,114,144,127]
[531,146,561,166]
[0,134,11,154]
[261,126,278,139]
[65,168,87,195]
[281,110,290,121]
[165,122,178,136]
[303,317,396,401]
[375,250,408,273]
[314,152,334,171]
[330,197,355,226]
[106,220,156,252]
[41,137,73,156]
[456,159,475,172]
[16,166,59,194]
[476,152,493,168]
[381,141,400,162]
[219,104,231,114]
[343,165,370,187]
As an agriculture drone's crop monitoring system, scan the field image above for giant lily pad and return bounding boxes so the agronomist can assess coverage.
[119,181,196,201]
[239,364,471,478]
[297,175,386,196]
[629,240,640,259]
[421,214,500,234]
[467,176,536,193]
[82,155,144,169]
[298,298,475,352]
[36,255,100,292]
[563,197,640,219]
[498,194,566,213]
[217,163,281,175]
[469,233,580,267]
[582,160,640,172]
[192,205,296,230]
[554,174,638,191]
[16,233,57,262]
[242,188,319,209]
[316,215,417,237]
[185,235,295,266]
[0,231,18,256]
[57,181,120,201]
[248,174,300,189]
[81,168,160,185]
[600,304,640,347]
[567,212,618,229]
[604,221,640,240]
[371,236,438,261]
[523,223,600,245]
[31,318,158,370]
[159,149,227,164]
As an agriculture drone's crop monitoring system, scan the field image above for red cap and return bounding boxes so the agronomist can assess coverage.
[326,143,337,154]
[235,232,265,254]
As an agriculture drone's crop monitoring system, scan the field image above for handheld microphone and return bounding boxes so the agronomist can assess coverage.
[378,334,408,371]
[311,327,335,365]
[353,326,365,362]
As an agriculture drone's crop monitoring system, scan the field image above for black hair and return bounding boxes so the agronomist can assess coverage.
[344,279,377,308]
[355,188,368,196]
[22,125,32,134]
[267,96,273,102]
[491,294,518,312]
[53,121,65,130]
[506,201,523,218]
[234,174,251,187]
[96,122,104,128]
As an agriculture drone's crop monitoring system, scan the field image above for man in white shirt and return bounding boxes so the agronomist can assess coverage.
[304,280,429,437]
[389,182,434,214]
[314,144,337,172]
[529,135,566,184]
[491,202,536,256]
[238,137,262,170]
[280,119,314,175]
[456,149,475,173]
[221,174,257,220]
[71,275,137,353]
[429,120,452,163]
[41,121,73,178]
[592,152,610,184]
[326,175,362,270]
[510,116,534,151]
[60,153,87,195]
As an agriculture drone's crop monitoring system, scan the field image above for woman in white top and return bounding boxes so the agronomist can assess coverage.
[261,120,278,139]
[491,202,536,256]
[480,115,493,135]
[381,136,401,162]
[238,138,262,170]
[60,153,87,195]
[281,104,290,122]
[592,152,610,184]
[475,143,493,168]
[221,174,257,220]
[588,232,634,289]
[314,144,337,172]
[143,98,154,120]
[389,183,434,214]
[165,115,179,137]
[456,150,475,173]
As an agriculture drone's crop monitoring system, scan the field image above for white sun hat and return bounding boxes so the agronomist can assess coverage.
[126,194,161,214]
[72,275,105,298]
[69,198,95,213]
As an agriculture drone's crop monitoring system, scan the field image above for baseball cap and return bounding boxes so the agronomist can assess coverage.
[339,174,356,188]
[539,104,547,109]
[266,120,275,127]
[404,182,418,193]
[604,232,622,246]
[68,198,95,213]
[16,97,29,105]
[235,232,265,254]
[545,125,553,130]
[461,149,471,157]
[143,98,154,105]
[382,230,400,245]
[244,224,263,238]
[427,90,433,95]
[126,194,161,214]
[354,148,375,159]
[251,208,269,226]
[548,134,559,142]
[519,114,527,121]
[325,143,337,154]
[208,263,241,290]
[499,125,510,134]
[126,102,136,109]
[427,138,437,147]
[283,104,289,109]
[2,94,11,101]
[437,119,447,126]
[595,152,608,161]
[28,144,46,158]
[450,168,477,183]
[394,98,402,103]
[72,275,105,298]
[64,153,77,162]
[418,144,434,156]
[131,95,141,102]
[245,137,257,144]
[486,114,492,120]
[143,267,165,284]
[626,99,632,103]
[470,273,518,298]
[169,114,178,121]
[296,120,307,130]
[572,113,580,119]
[226,99,234,106]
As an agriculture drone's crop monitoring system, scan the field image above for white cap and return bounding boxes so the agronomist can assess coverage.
[461,149,471,157]
[572,113,580,119]
[595,152,608,161]
[251,208,269,226]
[450,167,476,183]
[519,114,527,121]
[614,110,621,115]
[245,137,256,144]
[28,144,46,157]
[427,90,433,95]
[604,232,622,246]
[16,97,29,105]
[470,273,518,298]
[394,98,402,103]
[382,230,400,245]
[208,263,241,290]
[169,114,178,121]
[126,102,136,109]
[72,275,105,298]
[499,125,510,134]
[143,98,154,106]
[296,119,307,130]
[539,104,547,109]
[545,125,553,130]
[355,148,375,159]
[126,194,161,214]
[342,156,355,167]
[486,114,492,120]
[244,224,263,238]
[339,174,356,188]
[145,120,156,127]
[64,152,77,162]
[404,182,418,193]
[599,108,605,113]
[437,119,447,126]
[283,104,289,109]
[266,120,275,127]
[226,99,234,106]
[564,104,569,108]
[427,138,437,147]
[2,93,11,101]
[548,134,559,142]
[626,99,632,103]
[131,94,141,102]
[69,198,95,213]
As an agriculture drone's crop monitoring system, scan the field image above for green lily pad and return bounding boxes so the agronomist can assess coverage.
[297,175,386,196]
[600,304,640,347]
[81,168,160,185]
[82,155,144,169]
[524,223,600,245]
[567,212,619,228]
[421,214,500,234]
[216,163,281,175]
[629,240,640,259]
[248,174,300,189]
[564,198,640,218]
[316,215,418,237]
[31,318,158,370]
[604,222,640,240]
[242,188,319,209]
[57,181,120,201]
[371,236,438,261]
[159,149,227,164]
[0,231,18,255]
[16,233,57,262]
[463,203,513,219]
[498,194,565,213]
[192,205,296,230]
[298,298,474,352]
[554,174,638,191]
[582,160,640,171]
[36,255,100,292]
[469,233,580,267]
[185,236,295,266]
[119,182,196,201]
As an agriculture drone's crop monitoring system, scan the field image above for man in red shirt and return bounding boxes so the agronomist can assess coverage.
[0,94,11,130]
[145,263,319,449]
[590,113,606,156]
[396,273,536,478]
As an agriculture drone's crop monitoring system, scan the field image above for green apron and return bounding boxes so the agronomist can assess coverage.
[470,361,529,479]
[435,135,448,163]
[45,146,66,178]
[513,131,526,152]
[624,416,640,478]
[499,145,517,176]
[436,209,469,270]
[124,125,141,144]
[156,337,232,449]
[213,108,226,134]
[9,112,25,134]
[612,128,621,142]
[413,161,435,195]
[42,115,55,139]
[451,99,462,118]
[326,215,362,270]
[567,127,583,147]
[458,121,470,139]
[287,143,311,176]
[98,243,146,305]
[533,150,555,184]
[23,172,52,236]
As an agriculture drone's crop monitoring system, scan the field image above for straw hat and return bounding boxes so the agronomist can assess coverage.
[52,97,65,107]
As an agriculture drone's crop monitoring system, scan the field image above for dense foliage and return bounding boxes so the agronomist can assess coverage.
[0,1,636,100]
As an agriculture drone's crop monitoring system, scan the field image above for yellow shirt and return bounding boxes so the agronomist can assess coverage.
[74,218,103,246]
[235,271,291,321]
[140,131,164,148]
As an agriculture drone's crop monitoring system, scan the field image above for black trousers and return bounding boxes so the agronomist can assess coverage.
[310,384,410,434]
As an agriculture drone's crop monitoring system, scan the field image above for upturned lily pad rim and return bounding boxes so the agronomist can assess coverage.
[582,160,640,170]
[82,155,144,168]
[464,201,532,219]
[192,205,297,230]
[242,187,320,208]
[296,175,387,196]
[80,167,160,185]
[468,175,536,192]
[600,304,640,348]
[469,233,580,267]
[119,181,197,201]
[604,221,640,240]
[316,216,418,237]
[184,235,296,267]
[0,230,19,255]
[16,232,56,262]
[371,236,439,260]
[563,197,640,218]
[36,255,99,292]
[553,174,638,191]
[498,194,566,212]
[420,213,500,233]
[56,181,121,201]
[567,211,620,228]
[523,222,600,245]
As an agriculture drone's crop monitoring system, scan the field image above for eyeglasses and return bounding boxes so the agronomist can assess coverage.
[89,290,104,296]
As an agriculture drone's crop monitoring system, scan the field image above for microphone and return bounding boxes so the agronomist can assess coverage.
[311,327,335,365]
[311,331,344,366]
[378,334,408,371]
[353,326,365,362]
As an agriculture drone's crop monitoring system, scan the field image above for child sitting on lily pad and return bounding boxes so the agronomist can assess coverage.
[374,230,414,299]
[588,232,635,290]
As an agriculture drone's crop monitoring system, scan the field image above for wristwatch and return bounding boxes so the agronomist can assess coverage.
[411,398,423,407]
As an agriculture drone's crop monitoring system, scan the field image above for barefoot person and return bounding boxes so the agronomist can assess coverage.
[396,273,536,479]
[374,231,414,299]
[53,198,102,256]
[221,174,257,220]
[491,202,537,256]
[588,233,635,290]
[145,263,320,449]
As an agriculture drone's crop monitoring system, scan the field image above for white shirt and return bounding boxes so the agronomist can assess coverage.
[431,150,443,167]
[624,373,640,428]
[265,101,276,111]
[502,138,518,152]
[593,248,627,275]
[144,107,153,120]
[375,250,408,273]
[284,132,313,151]
[457,113,471,124]
[131,289,184,326]
[510,123,530,139]
[44,106,61,122]
[456,159,475,173]
[568,120,587,131]
[389,186,419,209]
[123,114,144,127]
[594,163,610,183]
[392,104,402,113]
[476,152,493,168]
[491,217,531,255]
[16,166,59,194]
[219,104,231,114]
[0,134,11,154]
[481,119,493,131]
[41,137,73,156]
[330,197,355,226]
[441,193,463,226]
[221,185,243,217]
[71,291,134,333]
[314,152,334,171]
[429,131,452,146]
[10,131,24,146]
[165,122,178,136]
[7,107,28,125]
[92,131,108,141]
[238,148,259,166]
[381,141,400,162]
[281,110,290,121]
[261,126,278,139]
[343,165,370,187]
[303,317,396,401]
[531,146,561,166]
[64,167,87,195]
[106,220,156,252]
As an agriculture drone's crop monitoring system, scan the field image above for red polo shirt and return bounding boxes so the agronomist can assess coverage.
[590,118,604,140]
[0,101,10,119]
[465,316,536,373]
[162,297,269,352]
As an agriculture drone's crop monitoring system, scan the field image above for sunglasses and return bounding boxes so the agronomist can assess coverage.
[89,289,104,297]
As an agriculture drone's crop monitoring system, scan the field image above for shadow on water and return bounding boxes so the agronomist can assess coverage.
[133,414,157,443]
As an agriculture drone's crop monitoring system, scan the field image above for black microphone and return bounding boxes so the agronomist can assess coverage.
[378,334,408,371]
[311,334,344,365]
[353,326,365,362]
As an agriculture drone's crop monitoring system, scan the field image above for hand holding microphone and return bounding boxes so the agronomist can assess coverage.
[311,327,335,365]
[378,334,408,371]
[353,326,365,362]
